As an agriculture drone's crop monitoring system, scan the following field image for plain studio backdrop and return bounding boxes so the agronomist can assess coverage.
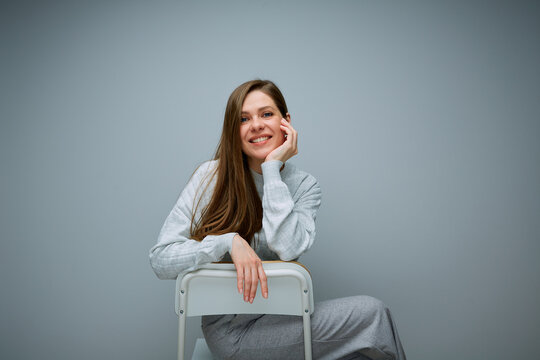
[1,0,539,359]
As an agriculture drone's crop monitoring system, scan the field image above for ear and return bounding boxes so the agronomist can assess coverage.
[285,112,291,123]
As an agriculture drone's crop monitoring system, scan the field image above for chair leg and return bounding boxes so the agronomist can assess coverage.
[178,313,186,360]
[302,312,312,360]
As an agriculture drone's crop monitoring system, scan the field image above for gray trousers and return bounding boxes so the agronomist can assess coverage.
[201,295,407,360]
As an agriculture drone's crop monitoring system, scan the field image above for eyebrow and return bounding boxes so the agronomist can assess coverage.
[241,106,275,114]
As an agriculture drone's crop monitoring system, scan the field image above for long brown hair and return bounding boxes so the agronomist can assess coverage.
[190,80,289,243]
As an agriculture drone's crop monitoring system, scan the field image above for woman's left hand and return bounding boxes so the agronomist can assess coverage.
[265,118,298,163]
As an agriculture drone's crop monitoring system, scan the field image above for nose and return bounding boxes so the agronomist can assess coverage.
[250,115,264,131]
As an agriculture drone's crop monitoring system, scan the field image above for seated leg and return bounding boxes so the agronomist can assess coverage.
[201,295,406,360]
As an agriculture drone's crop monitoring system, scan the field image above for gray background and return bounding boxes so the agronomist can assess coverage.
[1,0,539,359]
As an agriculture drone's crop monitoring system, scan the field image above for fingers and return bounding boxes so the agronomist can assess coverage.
[249,265,258,303]
[236,267,244,294]
[243,266,252,302]
[258,263,268,299]
[235,262,267,303]
[280,119,297,143]
[280,118,297,154]
[230,235,267,303]
[280,125,291,142]
[280,118,292,135]
[281,117,295,131]
[237,264,261,303]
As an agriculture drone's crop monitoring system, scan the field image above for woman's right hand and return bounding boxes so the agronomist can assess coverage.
[230,234,268,303]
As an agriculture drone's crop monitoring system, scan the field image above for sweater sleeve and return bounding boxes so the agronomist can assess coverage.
[260,160,322,261]
[149,162,236,280]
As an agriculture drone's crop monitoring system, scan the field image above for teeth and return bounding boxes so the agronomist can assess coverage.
[251,136,269,143]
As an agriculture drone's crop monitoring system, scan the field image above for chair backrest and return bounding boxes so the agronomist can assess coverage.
[175,261,314,317]
[176,261,314,360]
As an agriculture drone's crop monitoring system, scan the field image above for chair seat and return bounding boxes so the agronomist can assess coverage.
[192,338,215,360]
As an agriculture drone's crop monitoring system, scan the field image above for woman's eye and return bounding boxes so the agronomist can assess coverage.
[240,117,248,123]
[262,112,272,118]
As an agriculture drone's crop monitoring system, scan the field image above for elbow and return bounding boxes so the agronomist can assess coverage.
[275,238,313,261]
[149,248,176,280]
[279,230,315,261]
[150,261,176,280]
[276,245,308,261]
[149,255,165,279]
[150,263,167,280]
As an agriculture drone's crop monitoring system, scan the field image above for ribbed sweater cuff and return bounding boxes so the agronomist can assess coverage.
[221,232,236,253]
[261,160,283,184]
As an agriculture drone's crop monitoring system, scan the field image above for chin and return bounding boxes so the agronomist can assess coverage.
[252,153,270,161]
[242,145,278,163]
[243,151,270,163]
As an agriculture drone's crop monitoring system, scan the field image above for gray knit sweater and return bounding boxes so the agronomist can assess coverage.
[149,159,322,280]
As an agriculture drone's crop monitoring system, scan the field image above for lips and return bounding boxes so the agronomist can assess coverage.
[249,135,272,143]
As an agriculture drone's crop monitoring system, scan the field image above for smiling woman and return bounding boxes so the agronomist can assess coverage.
[149,80,407,359]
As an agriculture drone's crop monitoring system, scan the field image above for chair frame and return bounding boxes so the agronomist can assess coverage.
[176,261,314,360]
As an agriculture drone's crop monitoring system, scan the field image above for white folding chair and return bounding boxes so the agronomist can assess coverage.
[175,261,315,360]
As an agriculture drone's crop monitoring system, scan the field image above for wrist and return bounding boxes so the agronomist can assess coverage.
[261,160,284,183]
[230,233,240,250]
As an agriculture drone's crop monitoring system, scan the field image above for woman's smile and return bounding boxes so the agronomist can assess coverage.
[250,136,272,145]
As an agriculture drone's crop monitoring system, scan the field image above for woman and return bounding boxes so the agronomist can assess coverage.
[150,80,406,359]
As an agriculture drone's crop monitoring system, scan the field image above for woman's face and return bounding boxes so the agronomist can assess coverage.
[239,90,290,170]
